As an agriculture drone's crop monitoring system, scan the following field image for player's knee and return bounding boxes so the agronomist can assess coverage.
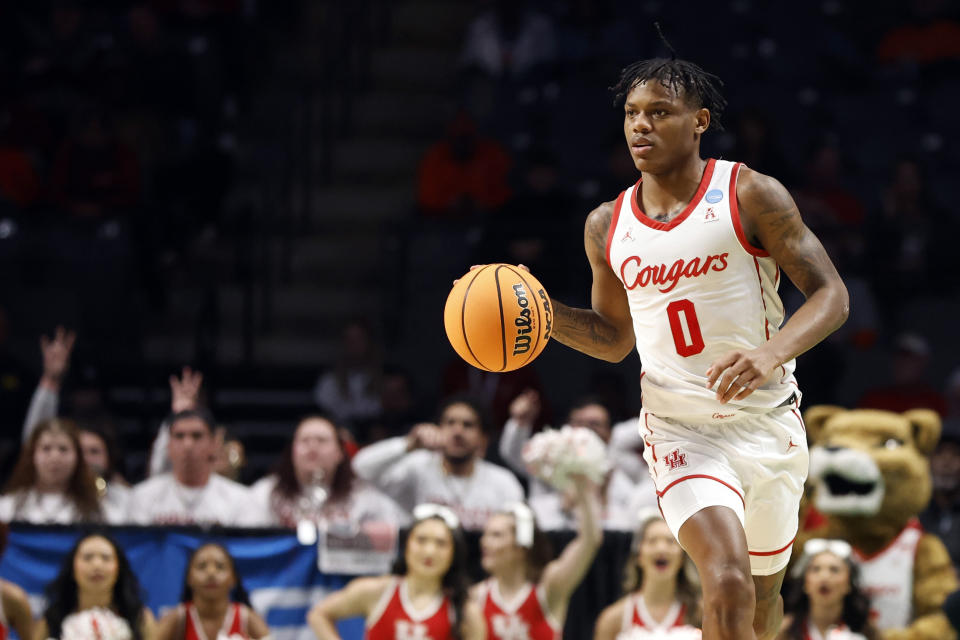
[703,566,755,621]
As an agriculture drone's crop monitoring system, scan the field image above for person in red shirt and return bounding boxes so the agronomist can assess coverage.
[472,476,601,640]
[594,513,702,639]
[308,504,485,639]
[156,543,270,640]
[778,539,879,640]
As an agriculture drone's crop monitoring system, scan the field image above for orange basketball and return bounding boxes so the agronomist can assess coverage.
[444,264,553,372]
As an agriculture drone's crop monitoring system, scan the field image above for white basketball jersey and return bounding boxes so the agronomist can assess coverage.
[854,519,922,630]
[606,159,797,419]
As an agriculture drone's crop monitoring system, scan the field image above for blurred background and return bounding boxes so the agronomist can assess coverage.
[0,0,958,483]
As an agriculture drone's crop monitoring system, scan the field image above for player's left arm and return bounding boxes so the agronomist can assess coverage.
[706,167,849,403]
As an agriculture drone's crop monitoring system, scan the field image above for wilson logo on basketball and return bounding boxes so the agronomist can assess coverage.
[512,283,535,355]
[620,252,729,292]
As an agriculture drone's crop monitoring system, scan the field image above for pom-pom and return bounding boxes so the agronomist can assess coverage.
[615,626,702,639]
[61,608,133,640]
[522,425,610,491]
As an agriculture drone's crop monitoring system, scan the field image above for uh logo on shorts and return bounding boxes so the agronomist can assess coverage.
[664,448,688,471]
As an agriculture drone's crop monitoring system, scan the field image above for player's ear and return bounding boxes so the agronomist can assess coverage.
[695,108,710,134]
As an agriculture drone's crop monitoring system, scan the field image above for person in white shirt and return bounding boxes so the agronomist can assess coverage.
[500,392,656,529]
[127,409,250,526]
[352,394,525,530]
[247,413,407,532]
[22,326,130,521]
[0,417,104,524]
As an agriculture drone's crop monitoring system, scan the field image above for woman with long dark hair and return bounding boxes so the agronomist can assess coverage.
[472,476,602,640]
[777,539,879,640]
[155,543,269,640]
[248,415,405,533]
[308,504,485,639]
[36,533,154,640]
[593,512,702,639]
[0,418,102,524]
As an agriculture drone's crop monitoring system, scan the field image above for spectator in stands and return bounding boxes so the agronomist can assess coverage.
[500,392,656,529]
[778,539,879,640]
[858,333,947,417]
[417,110,512,218]
[23,326,130,518]
[473,481,601,638]
[0,417,103,523]
[875,0,960,66]
[866,157,958,311]
[247,414,407,531]
[919,432,960,567]
[313,320,383,436]
[793,138,866,231]
[352,394,524,530]
[49,106,141,220]
[127,409,250,526]
[460,0,558,80]
[308,504,485,639]
[148,366,206,477]
[156,543,270,640]
[36,532,155,640]
[594,512,702,639]
[0,523,33,640]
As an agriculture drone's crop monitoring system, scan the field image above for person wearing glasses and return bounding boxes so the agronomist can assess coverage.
[308,503,486,640]
[472,475,602,639]
[777,539,879,640]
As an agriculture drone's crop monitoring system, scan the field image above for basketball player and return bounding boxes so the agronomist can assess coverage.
[537,57,849,640]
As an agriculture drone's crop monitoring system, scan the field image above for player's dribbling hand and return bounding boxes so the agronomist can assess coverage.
[705,346,779,404]
[406,422,445,451]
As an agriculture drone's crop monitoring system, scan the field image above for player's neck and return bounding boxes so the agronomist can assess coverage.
[808,600,844,635]
[639,156,708,220]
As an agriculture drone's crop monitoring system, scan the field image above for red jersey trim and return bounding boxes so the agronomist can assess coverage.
[749,536,795,556]
[606,191,626,268]
[656,474,745,508]
[753,257,771,340]
[852,518,923,562]
[729,163,770,257]
[630,159,716,231]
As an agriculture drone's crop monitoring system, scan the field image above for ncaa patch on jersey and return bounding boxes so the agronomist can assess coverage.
[705,189,724,203]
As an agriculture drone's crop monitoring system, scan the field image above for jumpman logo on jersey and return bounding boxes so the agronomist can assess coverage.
[787,439,799,452]
[492,614,530,640]
[664,449,688,470]
[621,228,635,243]
[395,621,430,640]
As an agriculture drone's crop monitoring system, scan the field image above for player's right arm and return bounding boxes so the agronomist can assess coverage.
[307,576,390,640]
[551,202,636,362]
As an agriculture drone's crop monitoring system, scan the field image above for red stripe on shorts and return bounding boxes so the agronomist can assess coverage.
[643,413,657,463]
[656,474,745,508]
[749,536,795,556]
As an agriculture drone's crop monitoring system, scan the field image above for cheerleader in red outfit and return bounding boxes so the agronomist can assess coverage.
[594,513,702,639]
[777,539,878,640]
[308,504,485,640]
[472,475,602,640]
[156,543,270,640]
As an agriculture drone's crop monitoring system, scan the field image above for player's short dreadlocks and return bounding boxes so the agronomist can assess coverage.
[609,58,728,131]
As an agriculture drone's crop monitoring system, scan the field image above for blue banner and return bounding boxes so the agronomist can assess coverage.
[0,527,364,640]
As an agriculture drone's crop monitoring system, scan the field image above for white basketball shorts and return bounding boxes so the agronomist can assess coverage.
[640,405,808,575]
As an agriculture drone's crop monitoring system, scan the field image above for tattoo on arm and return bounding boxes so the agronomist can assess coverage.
[554,303,620,349]
[585,204,613,256]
